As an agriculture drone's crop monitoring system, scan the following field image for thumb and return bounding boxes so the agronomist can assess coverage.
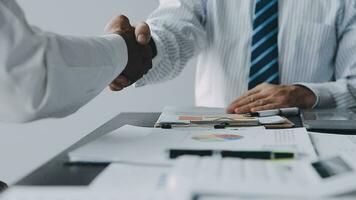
[135,22,151,45]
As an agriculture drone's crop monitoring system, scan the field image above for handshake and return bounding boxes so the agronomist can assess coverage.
[105,15,153,91]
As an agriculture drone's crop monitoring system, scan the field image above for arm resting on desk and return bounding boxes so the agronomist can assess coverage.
[298,2,356,109]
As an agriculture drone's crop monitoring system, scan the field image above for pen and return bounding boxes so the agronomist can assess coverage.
[169,149,213,159]
[169,149,295,160]
[221,151,295,160]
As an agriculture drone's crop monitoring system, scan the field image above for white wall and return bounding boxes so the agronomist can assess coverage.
[0,0,196,184]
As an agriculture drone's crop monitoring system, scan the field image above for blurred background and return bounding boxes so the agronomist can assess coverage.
[0,0,196,184]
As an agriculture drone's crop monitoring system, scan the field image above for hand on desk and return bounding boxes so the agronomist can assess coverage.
[105,15,153,91]
[227,83,316,114]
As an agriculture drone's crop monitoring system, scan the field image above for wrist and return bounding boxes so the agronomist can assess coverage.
[294,85,317,108]
[101,34,128,75]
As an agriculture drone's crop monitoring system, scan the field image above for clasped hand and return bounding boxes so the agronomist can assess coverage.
[105,15,153,91]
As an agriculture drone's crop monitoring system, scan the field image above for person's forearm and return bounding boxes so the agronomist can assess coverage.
[298,80,356,109]
[136,0,207,87]
[0,0,127,122]
[0,34,127,123]
[31,34,127,120]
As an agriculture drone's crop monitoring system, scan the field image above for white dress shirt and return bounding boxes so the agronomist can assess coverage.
[0,0,128,122]
[137,0,356,109]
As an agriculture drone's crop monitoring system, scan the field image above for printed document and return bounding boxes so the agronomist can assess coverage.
[166,155,356,198]
[68,125,317,165]
[309,132,356,158]
[90,163,170,192]
[0,186,162,200]
[155,106,287,127]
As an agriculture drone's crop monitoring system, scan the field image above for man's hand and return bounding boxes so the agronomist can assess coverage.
[105,15,152,91]
[227,83,317,114]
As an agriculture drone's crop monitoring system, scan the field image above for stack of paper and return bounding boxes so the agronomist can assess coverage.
[0,164,171,200]
[155,106,288,127]
[309,132,356,158]
[155,106,259,127]
[63,106,356,199]
[90,163,171,191]
[68,125,317,165]
[194,196,355,200]
[0,186,161,200]
[2,186,354,200]
[166,155,356,199]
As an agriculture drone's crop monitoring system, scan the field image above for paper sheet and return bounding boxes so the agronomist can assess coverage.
[0,186,159,200]
[90,163,171,192]
[193,195,356,200]
[309,132,356,158]
[167,155,356,198]
[156,106,286,127]
[68,125,317,165]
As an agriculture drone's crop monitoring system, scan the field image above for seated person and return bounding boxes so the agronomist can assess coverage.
[112,0,356,113]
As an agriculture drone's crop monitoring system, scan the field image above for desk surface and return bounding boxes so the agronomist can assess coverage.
[14,112,302,186]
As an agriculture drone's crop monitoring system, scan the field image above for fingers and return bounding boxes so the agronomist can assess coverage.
[227,86,264,112]
[117,15,131,31]
[234,98,273,114]
[227,84,275,113]
[135,22,151,45]
[250,103,280,112]
[105,15,132,34]
[109,75,131,92]
[236,93,267,108]
[109,83,123,91]
[227,92,268,113]
[116,75,131,86]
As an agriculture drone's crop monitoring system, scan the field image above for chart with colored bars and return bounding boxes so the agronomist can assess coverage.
[192,134,244,142]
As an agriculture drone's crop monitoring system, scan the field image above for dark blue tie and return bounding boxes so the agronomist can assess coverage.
[248,0,280,90]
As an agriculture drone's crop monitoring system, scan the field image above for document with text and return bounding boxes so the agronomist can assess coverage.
[167,155,356,198]
[0,186,162,200]
[309,132,356,158]
[155,106,289,127]
[68,125,317,165]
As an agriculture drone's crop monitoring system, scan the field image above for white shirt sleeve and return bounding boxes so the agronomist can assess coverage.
[135,0,207,87]
[0,0,128,122]
[298,0,356,109]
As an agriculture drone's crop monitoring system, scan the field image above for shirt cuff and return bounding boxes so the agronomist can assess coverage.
[295,82,334,108]
[101,34,128,77]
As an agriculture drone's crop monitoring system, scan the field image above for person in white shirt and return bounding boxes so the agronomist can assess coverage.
[0,0,152,122]
[112,0,356,114]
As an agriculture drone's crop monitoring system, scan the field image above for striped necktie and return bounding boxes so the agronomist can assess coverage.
[248,0,280,90]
